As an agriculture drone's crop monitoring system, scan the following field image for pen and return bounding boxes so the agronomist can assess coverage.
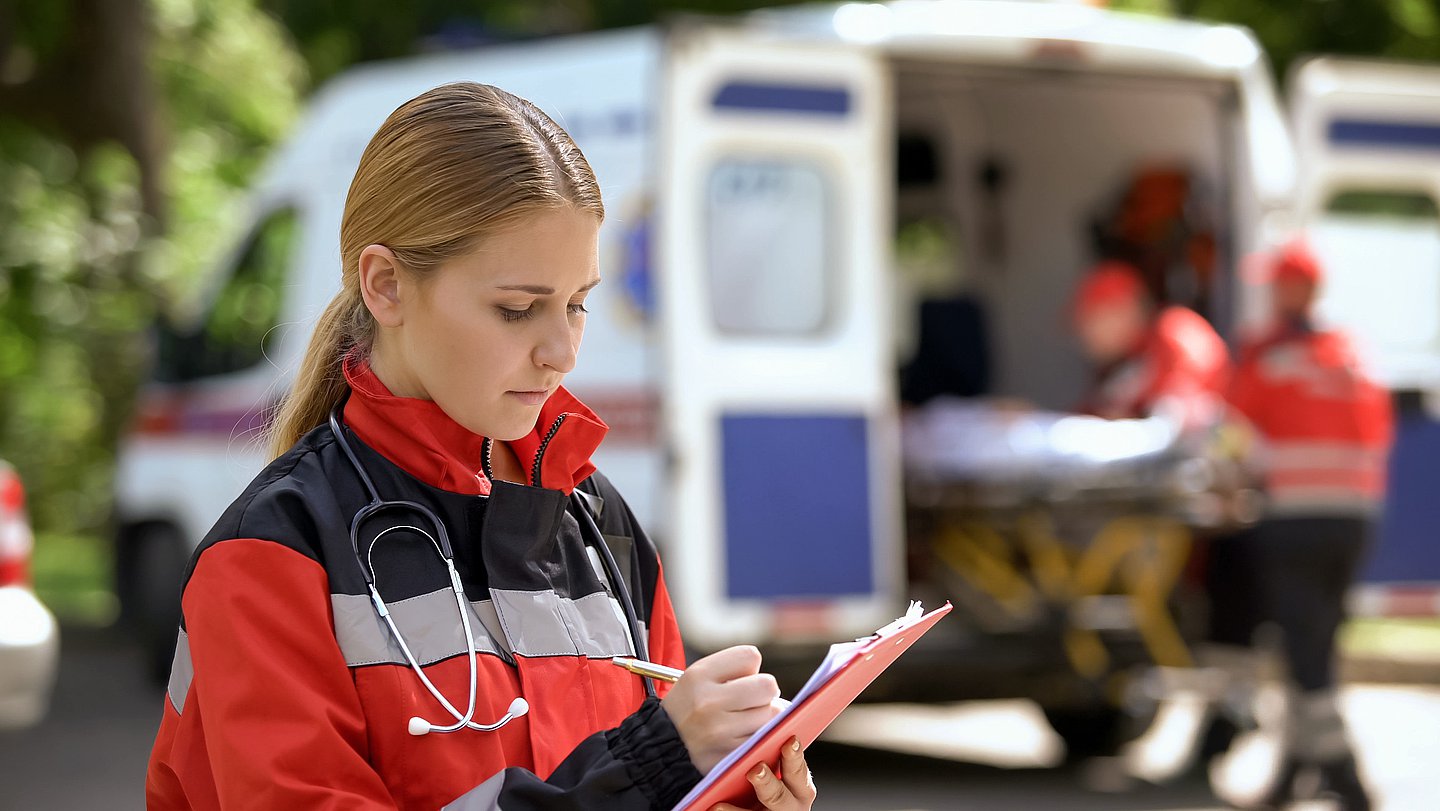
[611,657,792,709]
[612,656,684,683]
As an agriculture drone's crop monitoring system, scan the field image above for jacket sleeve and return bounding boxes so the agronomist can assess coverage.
[177,539,700,811]
[443,698,700,810]
[1226,349,1269,431]
[180,539,397,809]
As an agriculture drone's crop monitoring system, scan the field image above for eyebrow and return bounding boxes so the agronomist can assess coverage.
[495,278,602,295]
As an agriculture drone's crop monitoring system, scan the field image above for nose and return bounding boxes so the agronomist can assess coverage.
[533,311,578,374]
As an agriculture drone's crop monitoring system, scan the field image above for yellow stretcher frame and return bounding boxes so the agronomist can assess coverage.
[931,509,1193,678]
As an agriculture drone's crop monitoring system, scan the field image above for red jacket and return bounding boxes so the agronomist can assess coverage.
[146,360,698,809]
[1083,305,1230,422]
[1229,324,1393,517]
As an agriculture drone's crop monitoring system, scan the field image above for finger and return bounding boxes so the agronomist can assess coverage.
[716,704,780,744]
[690,645,763,681]
[779,738,816,804]
[722,673,781,709]
[748,762,797,811]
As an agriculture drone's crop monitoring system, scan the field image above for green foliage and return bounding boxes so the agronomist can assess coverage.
[261,0,814,87]
[1176,0,1440,78]
[0,0,304,575]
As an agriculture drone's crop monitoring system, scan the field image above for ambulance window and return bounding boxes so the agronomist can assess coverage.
[1312,189,1440,386]
[706,159,831,335]
[157,208,298,382]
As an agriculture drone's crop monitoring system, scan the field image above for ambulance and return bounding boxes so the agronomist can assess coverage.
[112,0,1440,754]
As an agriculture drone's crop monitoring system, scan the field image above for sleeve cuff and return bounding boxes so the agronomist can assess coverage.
[605,697,703,810]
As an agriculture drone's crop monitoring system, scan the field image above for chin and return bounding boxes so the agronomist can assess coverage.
[492,410,543,442]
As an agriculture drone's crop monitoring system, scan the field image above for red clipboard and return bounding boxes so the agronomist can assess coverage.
[672,602,953,811]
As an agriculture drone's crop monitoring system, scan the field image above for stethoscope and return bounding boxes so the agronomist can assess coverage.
[328,402,657,738]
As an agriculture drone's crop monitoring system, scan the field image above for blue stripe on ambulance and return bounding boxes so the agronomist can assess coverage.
[1328,118,1440,152]
[711,81,851,117]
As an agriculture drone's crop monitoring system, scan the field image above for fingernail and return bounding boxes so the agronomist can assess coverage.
[750,763,769,781]
[790,737,800,753]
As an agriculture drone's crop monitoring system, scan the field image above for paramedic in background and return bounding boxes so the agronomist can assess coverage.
[1072,260,1229,423]
[1226,239,1392,811]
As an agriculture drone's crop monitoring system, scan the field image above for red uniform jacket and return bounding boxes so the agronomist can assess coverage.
[1083,305,1230,422]
[145,360,699,809]
[1229,323,1393,518]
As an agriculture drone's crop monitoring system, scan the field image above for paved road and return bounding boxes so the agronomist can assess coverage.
[3,626,1437,810]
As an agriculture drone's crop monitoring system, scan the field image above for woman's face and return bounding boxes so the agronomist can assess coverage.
[1077,299,1148,363]
[369,207,601,441]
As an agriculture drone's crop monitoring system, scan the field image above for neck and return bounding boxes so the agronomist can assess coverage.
[367,341,426,400]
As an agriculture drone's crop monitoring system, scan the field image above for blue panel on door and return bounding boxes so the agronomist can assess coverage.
[1329,118,1440,153]
[712,81,852,117]
[1368,414,1440,582]
[720,413,874,599]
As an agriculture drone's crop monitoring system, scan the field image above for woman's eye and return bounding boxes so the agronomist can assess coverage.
[568,303,589,316]
[498,306,535,322]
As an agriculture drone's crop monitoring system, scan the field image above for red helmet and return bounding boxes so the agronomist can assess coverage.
[1268,238,1323,286]
[1073,261,1147,321]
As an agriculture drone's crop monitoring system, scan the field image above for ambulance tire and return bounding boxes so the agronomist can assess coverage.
[123,523,186,686]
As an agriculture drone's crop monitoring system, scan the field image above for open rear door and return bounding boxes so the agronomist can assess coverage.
[656,24,899,649]
[1290,56,1440,607]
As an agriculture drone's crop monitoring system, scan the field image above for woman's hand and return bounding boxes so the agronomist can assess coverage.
[660,646,782,774]
[711,737,817,811]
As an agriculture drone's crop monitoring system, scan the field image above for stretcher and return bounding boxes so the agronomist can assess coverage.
[901,399,1259,679]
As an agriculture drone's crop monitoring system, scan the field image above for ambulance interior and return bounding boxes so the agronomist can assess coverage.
[888,61,1241,411]
[884,60,1249,664]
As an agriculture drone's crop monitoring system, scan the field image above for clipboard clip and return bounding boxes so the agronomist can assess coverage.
[859,600,926,641]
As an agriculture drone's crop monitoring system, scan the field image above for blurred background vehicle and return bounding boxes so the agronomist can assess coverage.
[0,460,59,730]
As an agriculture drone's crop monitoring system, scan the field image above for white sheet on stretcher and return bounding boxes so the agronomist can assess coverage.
[901,398,1180,481]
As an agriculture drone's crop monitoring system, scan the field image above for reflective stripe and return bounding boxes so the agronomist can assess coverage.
[441,770,504,810]
[331,589,509,668]
[1267,441,1386,472]
[1265,440,1387,514]
[491,588,637,658]
[1266,486,1383,517]
[332,587,643,666]
[167,628,193,714]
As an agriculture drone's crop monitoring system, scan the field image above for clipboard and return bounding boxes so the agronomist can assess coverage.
[672,601,953,811]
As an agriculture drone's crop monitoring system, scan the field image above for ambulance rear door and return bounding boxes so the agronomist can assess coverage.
[656,24,902,649]
[1290,56,1440,607]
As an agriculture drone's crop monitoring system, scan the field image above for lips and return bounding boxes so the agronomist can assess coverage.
[507,389,551,406]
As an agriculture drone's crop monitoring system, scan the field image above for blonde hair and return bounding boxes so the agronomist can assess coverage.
[267,82,604,457]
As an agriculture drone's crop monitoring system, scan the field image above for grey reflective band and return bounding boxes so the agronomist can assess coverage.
[441,770,504,810]
[332,587,647,667]
[167,629,193,714]
[491,588,638,659]
[332,589,509,668]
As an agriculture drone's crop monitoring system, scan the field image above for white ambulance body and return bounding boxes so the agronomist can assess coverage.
[114,2,1440,681]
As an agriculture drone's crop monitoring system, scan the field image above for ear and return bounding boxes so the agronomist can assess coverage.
[358,244,405,328]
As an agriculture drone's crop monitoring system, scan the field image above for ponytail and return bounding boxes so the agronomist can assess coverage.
[266,289,372,458]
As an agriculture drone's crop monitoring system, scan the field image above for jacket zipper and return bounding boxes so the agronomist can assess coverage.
[480,437,494,483]
[531,414,568,488]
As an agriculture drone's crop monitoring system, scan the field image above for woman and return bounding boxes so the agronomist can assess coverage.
[145,82,816,811]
